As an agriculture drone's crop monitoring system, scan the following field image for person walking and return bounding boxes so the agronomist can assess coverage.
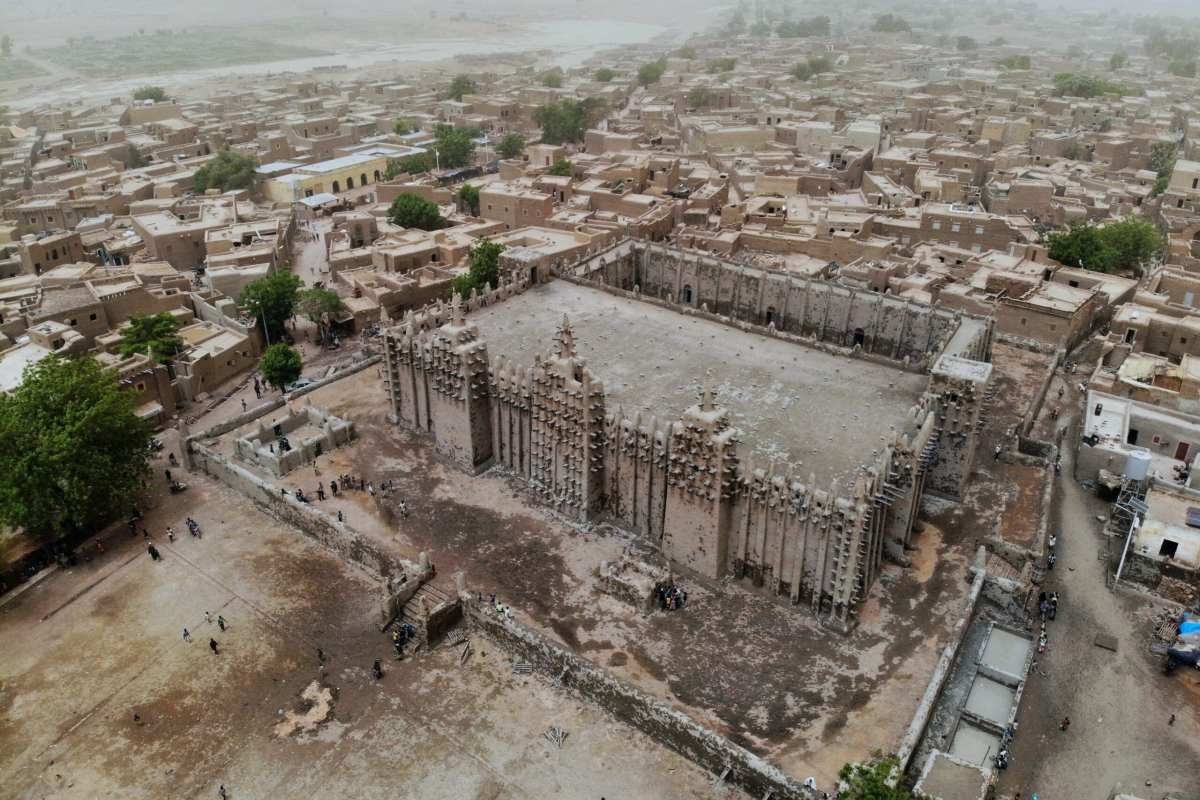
[209,638,220,655]
[372,659,383,680]
[993,444,1002,461]
[330,479,338,496]
[240,399,247,412]
[217,615,227,632]
[165,468,173,483]
[1059,716,1070,731]
[183,628,192,642]
[148,543,162,561]
[316,485,325,501]
[1169,713,1176,726]
[218,785,228,799]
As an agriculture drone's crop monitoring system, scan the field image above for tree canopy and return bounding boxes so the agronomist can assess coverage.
[637,58,668,87]
[687,87,712,108]
[997,54,1032,70]
[495,131,527,159]
[792,55,833,81]
[393,117,415,135]
[593,67,616,83]
[541,68,564,88]
[534,98,606,144]
[296,286,346,344]
[871,14,911,33]
[260,343,303,393]
[458,183,480,215]
[674,45,697,59]
[452,239,506,297]
[388,192,444,230]
[432,123,476,169]
[1109,51,1128,70]
[547,159,573,177]
[193,149,258,194]
[118,312,183,363]
[0,356,151,544]
[956,36,977,51]
[706,57,736,73]
[1052,72,1130,98]
[385,152,432,179]
[445,74,476,101]
[837,758,921,800]
[239,270,303,341]
[777,15,830,37]
[1046,217,1164,274]
[133,85,166,102]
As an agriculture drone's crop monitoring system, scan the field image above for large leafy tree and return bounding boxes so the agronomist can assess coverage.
[193,149,258,193]
[547,159,573,177]
[240,271,303,341]
[133,85,166,102]
[118,312,184,363]
[636,58,667,86]
[388,193,443,230]
[458,183,480,215]
[0,356,151,544]
[534,98,606,145]
[593,67,615,82]
[871,14,911,32]
[432,124,476,169]
[446,75,476,101]
[296,287,346,345]
[495,132,526,159]
[260,343,303,393]
[837,758,922,800]
[452,239,506,297]
[384,152,432,179]
[1046,218,1163,274]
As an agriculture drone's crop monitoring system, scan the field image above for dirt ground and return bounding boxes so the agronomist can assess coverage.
[994,361,1200,799]
[224,366,977,788]
[0,471,744,800]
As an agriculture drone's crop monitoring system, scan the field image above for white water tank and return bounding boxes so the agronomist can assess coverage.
[1124,449,1152,481]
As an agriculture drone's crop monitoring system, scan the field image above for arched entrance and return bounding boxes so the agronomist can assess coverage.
[332,180,340,193]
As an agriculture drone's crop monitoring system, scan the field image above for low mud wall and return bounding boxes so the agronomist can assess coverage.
[464,597,816,800]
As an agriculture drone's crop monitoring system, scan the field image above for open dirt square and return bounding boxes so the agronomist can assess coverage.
[0,477,744,800]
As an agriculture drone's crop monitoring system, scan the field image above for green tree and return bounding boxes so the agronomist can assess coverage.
[706,57,736,73]
[192,149,258,193]
[687,86,712,108]
[393,117,415,135]
[777,15,830,37]
[458,183,480,214]
[1047,218,1163,273]
[637,58,668,87]
[1150,140,1177,178]
[956,36,977,51]
[675,45,697,59]
[1168,58,1197,77]
[871,14,911,33]
[1152,174,1170,196]
[259,343,303,393]
[0,356,151,545]
[1047,223,1116,272]
[534,98,606,144]
[132,85,166,102]
[446,74,476,101]
[384,152,432,179]
[240,271,303,341]
[452,239,507,296]
[296,286,346,345]
[495,131,526,159]
[792,55,833,81]
[433,124,476,169]
[547,158,573,177]
[388,192,443,230]
[1110,51,1128,70]
[837,758,920,800]
[998,54,1031,70]
[1052,73,1130,98]
[1101,217,1164,272]
[593,67,615,82]
[118,312,183,363]
[541,68,564,88]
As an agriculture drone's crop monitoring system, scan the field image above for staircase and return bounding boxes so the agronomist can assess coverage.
[393,581,455,651]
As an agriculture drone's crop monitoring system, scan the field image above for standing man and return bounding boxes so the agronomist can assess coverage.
[209,638,220,655]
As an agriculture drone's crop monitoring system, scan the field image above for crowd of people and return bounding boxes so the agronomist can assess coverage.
[656,582,687,611]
